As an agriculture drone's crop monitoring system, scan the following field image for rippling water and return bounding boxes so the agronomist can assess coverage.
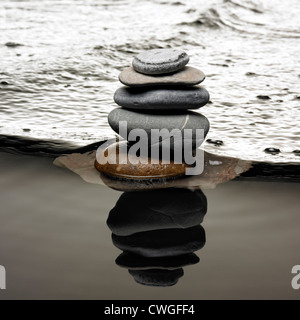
[1,0,299,163]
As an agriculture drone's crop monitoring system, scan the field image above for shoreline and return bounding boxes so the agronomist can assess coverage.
[0,134,299,182]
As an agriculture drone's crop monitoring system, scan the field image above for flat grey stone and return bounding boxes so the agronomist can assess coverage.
[116,252,200,270]
[132,49,189,75]
[114,86,210,110]
[107,189,207,236]
[119,66,205,87]
[108,108,210,150]
[128,269,184,287]
[112,225,206,258]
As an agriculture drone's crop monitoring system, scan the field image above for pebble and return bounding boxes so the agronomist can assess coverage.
[257,95,271,100]
[206,139,224,146]
[119,66,205,87]
[95,141,189,180]
[108,108,210,150]
[264,147,280,154]
[112,225,206,258]
[132,49,189,75]
[128,268,184,287]
[114,86,210,110]
[116,252,200,270]
[107,189,207,236]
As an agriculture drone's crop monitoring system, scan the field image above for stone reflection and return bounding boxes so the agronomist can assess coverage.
[107,188,207,287]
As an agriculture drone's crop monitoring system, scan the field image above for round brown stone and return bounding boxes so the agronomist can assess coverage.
[94,141,188,180]
[119,66,205,87]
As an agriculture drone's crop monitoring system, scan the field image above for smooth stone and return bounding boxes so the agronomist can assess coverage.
[108,108,210,150]
[116,252,200,270]
[54,149,252,190]
[206,139,224,146]
[119,66,205,87]
[264,147,280,154]
[95,141,189,180]
[107,189,207,236]
[257,95,271,100]
[112,225,206,258]
[132,49,189,75]
[128,269,184,287]
[114,86,210,110]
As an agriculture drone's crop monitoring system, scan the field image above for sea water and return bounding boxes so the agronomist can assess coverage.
[1,0,299,163]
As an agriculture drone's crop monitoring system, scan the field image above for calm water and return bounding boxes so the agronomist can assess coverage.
[0,152,300,299]
[1,0,300,163]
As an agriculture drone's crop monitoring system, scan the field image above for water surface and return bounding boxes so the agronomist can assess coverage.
[0,152,299,299]
[1,0,300,163]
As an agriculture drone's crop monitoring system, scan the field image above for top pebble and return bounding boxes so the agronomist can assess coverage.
[132,49,189,75]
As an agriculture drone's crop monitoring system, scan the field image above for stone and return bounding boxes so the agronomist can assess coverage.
[119,66,205,87]
[94,141,189,180]
[54,148,252,190]
[128,269,184,287]
[257,95,271,100]
[107,189,207,236]
[132,49,189,75]
[264,147,280,154]
[206,139,224,146]
[114,86,210,110]
[112,225,206,258]
[116,252,200,270]
[108,108,210,150]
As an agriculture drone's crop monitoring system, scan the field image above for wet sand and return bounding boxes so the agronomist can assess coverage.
[0,151,300,300]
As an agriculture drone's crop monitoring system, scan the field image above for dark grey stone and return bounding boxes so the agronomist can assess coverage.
[132,49,189,75]
[116,252,200,270]
[114,86,210,110]
[264,147,280,154]
[257,95,271,100]
[112,225,206,258]
[128,269,184,287]
[206,139,224,146]
[107,189,207,236]
[108,108,210,150]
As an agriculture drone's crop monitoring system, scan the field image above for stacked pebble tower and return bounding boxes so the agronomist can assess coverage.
[95,48,210,180]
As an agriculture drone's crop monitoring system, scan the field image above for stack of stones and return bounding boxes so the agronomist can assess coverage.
[95,48,210,180]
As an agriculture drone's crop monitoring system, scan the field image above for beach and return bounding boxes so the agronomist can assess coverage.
[1,0,300,301]
[0,151,299,300]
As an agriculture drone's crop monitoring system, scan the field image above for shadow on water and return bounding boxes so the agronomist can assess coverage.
[107,189,207,287]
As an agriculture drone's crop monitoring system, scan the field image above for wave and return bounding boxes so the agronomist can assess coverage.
[180,8,225,29]
[224,0,263,14]
[178,0,300,38]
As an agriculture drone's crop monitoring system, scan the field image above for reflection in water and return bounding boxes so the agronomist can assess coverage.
[54,142,253,286]
[107,188,207,287]
[54,149,252,191]
[54,145,254,286]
